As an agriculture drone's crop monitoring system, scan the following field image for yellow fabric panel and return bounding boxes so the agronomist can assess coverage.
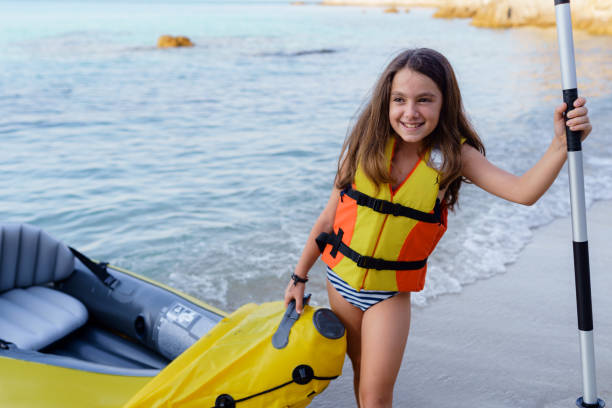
[332,256,364,290]
[346,200,383,256]
[349,139,391,256]
[372,161,439,260]
[331,138,394,289]
[332,200,383,290]
[0,356,151,408]
[124,302,346,408]
[361,269,395,291]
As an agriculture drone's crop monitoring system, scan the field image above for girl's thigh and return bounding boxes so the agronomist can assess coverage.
[359,292,412,395]
[326,280,364,363]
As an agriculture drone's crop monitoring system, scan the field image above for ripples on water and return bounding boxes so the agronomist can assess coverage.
[1,1,611,311]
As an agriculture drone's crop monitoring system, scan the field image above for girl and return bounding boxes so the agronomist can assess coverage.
[284,48,591,408]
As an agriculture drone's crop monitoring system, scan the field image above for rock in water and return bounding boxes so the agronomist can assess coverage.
[431,0,612,36]
[157,35,194,48]
[434,0,481,19]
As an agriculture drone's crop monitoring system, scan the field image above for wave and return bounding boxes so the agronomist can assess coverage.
[256,48,338,57]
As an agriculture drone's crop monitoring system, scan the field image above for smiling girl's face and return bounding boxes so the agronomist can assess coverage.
[389,68,443,147]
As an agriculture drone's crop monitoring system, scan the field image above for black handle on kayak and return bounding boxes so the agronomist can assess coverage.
[272,294,311,349]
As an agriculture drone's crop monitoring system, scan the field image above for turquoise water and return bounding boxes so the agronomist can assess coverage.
[2,1,612,311]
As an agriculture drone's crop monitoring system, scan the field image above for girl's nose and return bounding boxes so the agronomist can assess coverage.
[403,102,420,118]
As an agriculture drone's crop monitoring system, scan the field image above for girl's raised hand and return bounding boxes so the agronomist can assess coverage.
[554,97,592,146]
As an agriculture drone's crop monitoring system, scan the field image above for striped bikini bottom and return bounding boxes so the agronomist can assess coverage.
[326,267,398,311]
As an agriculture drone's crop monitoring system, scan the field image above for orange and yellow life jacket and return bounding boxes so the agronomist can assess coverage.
[317,137,447,292]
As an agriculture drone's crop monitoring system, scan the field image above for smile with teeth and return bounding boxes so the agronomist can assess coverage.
[401,121,423,129]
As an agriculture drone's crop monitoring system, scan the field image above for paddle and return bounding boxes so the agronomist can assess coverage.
[553,1,605,407]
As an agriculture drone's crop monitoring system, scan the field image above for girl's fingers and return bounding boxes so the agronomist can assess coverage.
[573,96,587,107]
[555,98,590,141]
[567,115,589,127]
[284,282,306,313]
[570,123,591,132]
[567,106,588,119]
[559,97,587,119]
[295,296,304,314]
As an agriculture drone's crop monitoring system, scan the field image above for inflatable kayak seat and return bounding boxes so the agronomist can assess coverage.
[0,223,88,350]
[0,286,88,350]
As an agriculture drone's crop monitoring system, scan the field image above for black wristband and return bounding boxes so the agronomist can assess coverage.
[291,273,309,286]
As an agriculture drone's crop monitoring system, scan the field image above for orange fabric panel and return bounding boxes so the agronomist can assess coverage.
[395,207,448,291]
[321,189,358,269]
[395,266,427,292]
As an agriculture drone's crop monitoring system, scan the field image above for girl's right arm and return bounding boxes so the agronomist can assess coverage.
[461,98,591,205]
[284,186,341,314]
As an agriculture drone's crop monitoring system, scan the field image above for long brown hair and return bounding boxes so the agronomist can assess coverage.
[336,48,485,210]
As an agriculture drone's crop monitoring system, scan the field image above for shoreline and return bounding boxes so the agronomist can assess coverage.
[312,200,612,407]
[316,0,612,36]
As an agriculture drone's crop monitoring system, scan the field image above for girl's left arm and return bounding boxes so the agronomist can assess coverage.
[461,97,592,206]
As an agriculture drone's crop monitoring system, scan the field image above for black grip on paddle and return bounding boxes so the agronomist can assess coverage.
[563,88,581,151]
[272,294,311,349]
[573,241,593,331]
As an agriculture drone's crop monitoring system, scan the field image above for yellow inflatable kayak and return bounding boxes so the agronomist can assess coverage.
[0,223,346,407]
[125,300,345,408]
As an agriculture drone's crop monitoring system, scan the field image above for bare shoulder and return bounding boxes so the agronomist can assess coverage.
[460,143,491,181]
[460,143,483,160]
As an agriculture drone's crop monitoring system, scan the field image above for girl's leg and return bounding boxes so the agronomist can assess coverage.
[326,280,365,407]
[359,292,412,408]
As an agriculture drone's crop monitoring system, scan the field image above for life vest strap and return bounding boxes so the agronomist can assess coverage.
[316,229,428,271]
[341,187,441,223]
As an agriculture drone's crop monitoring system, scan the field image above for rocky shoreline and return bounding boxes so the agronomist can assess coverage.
[319,0,612,36]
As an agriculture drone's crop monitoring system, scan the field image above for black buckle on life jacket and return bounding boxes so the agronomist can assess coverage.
[315,229,345,258]
[369,199,403,218]
[355,255,366,268]
[357,194,378,212]
[388,202,402,217]
[369,197,383,212]
[330,229,344,258]
[355,255,383,270]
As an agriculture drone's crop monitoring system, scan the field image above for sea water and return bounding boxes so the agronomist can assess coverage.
[1,0,612,311]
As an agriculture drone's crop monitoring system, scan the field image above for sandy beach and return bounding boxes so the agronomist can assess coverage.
[312,200,612,407]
